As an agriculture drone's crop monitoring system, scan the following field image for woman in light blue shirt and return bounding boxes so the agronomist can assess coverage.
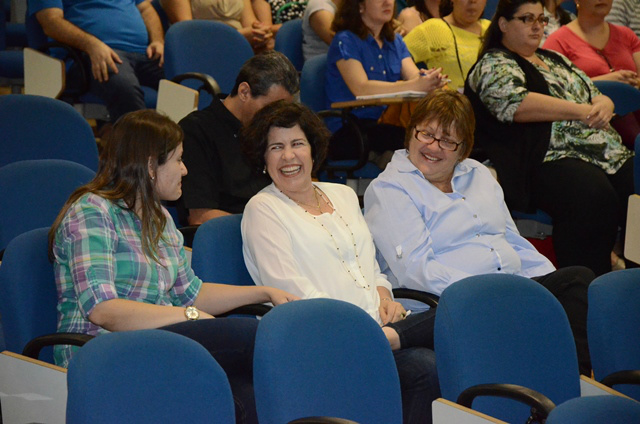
[364,90,595,375]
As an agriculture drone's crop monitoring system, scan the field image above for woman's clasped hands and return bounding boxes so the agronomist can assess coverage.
[415,67,449,92]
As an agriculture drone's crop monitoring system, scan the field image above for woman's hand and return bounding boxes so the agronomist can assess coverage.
[596,70,640,88]
[585,95,615,129]
[378,297,407,324]
[413,68,447,92]
[265,287,300,306]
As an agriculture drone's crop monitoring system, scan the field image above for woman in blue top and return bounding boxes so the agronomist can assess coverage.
[325,0,447,160]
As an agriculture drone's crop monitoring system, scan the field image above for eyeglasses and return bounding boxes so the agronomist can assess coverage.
[513,14,550,26]
[414,129,463,152]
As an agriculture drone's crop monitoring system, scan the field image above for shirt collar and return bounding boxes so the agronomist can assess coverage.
[365,33,397,52]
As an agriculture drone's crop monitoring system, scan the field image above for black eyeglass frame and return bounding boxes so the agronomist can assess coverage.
[513,14,550,26]
[414,128,464,152]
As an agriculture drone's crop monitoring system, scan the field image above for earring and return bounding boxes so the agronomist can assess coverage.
[262,166,267,175]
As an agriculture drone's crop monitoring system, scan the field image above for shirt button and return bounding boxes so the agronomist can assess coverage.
[497,267,502,271]
[462,197,466,201]
[370,66,374,71]
[382,70,386,75]
[378,54,382,59]
[476,234,480,238]
[473,214,478,218]
[490,248,494,252]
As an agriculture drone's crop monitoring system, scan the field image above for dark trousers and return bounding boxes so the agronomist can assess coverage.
[71,49,164,123]
[387,310,440,424]
[532,266,595,376]
[160,318,259,424]
[534,158,634,276]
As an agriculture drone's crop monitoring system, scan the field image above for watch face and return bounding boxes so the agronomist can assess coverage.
[186,306,199,320]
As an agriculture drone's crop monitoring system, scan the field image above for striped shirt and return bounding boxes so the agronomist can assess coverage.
[52,193,202,367]
[606,0,640,38]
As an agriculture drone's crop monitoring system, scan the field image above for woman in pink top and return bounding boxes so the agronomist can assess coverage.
[543,0,640,147]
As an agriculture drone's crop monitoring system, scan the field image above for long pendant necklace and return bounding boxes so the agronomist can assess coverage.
[281,185,371,290]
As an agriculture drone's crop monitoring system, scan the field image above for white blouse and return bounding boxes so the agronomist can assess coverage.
[242,182,392,323]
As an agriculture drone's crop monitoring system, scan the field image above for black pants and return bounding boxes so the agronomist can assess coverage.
[534,157,634,276]
[532,266,595,376]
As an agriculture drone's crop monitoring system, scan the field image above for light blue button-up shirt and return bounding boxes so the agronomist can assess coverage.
[364,150,555,299]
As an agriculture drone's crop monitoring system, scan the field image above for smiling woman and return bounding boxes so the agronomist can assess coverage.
[240,100,443,424]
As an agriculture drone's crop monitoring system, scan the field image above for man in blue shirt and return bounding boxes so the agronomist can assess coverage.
[31,0,165,122]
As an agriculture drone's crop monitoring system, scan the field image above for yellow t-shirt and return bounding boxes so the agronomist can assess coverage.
[404,18,490,91]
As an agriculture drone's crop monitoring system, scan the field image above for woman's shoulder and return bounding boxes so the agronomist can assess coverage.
[333,30,362,44]
[67,192,116,216]
[608,22,640,43]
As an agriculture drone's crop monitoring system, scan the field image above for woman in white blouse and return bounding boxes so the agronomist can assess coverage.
[240,100,439,424]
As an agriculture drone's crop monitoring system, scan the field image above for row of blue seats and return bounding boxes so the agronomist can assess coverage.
[2,225,639,422]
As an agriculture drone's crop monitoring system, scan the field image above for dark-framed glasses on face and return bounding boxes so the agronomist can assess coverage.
[414,129,463,152]
[513,14,550,26]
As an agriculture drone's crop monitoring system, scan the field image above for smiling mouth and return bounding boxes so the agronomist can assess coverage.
[280,165,302,176]
[422,152,441,162]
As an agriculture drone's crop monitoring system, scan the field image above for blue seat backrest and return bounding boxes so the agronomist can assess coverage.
[0,159,96,252]
[191,214,254,286]
[593,80,640,117]
[164,20,253,97]
[435,274,581,422]
[66,329,235,423]
[275,18,303,72]
[300,53,327,113]
[254,298,403,424]
[588,268,640,400]
[0,228,58,363]
[0,95,99,170]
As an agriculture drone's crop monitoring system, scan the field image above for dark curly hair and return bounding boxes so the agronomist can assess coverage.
[240,101,330,179]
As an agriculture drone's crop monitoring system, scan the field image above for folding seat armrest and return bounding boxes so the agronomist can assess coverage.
[601,370,640,388]
[317,109,370,178]
[22,332,94,360]
[457,383,556,422]
[171,72,221,97]
[217,304,273,318]
[392,288,439,309]
[288,416,360,424]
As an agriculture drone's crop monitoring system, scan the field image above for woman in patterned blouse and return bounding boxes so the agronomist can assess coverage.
[49,110,298,423]
[464,0,634,276]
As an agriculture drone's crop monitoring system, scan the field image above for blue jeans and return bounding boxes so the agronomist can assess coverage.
[73,49,164,122]
[387,310,440,424]
[160,318,259,424]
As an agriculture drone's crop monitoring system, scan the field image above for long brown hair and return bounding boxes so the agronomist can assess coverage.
[49,110,184,262]
[332,0,397,42]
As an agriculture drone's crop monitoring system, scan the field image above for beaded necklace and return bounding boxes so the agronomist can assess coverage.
[281,185,371,290]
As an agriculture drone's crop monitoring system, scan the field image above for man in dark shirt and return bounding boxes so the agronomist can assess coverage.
[179,51,299,225]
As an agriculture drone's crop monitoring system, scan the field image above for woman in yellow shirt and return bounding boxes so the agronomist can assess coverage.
[404,0,490,91]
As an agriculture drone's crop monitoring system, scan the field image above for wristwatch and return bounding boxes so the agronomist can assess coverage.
[185,306,200,321]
